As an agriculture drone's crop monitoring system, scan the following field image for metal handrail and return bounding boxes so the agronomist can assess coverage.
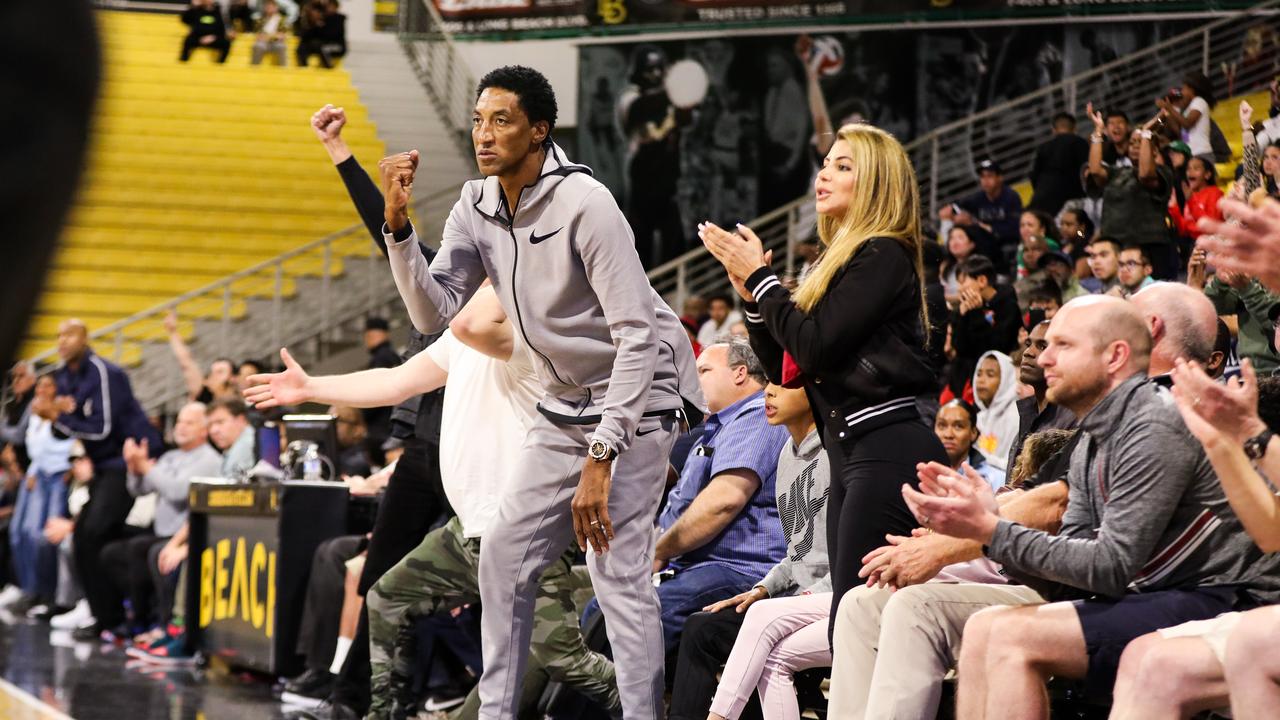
[906,0,1280,218]
[648,0,1280,312]
[645,194,807,279]
[903,2,1280,154]
[397,0,479,156]
[23,187,455,368]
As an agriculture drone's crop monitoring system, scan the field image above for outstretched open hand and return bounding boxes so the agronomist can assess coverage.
[243,348,310,409]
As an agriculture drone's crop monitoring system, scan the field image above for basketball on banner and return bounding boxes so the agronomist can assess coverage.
[665,59,709,109]
[811,35,844,77]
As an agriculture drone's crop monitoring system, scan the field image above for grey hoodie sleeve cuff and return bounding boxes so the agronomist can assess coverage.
[757,560,793,597]
[985,517,1021,562]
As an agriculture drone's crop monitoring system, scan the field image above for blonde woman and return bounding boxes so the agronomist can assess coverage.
[700,122,947,640]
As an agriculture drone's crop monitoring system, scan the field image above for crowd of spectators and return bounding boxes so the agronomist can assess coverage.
[179,0,346,67]
[4,64,1280,720]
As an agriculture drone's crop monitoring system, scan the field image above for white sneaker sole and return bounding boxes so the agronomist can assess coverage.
[280,691,328,708]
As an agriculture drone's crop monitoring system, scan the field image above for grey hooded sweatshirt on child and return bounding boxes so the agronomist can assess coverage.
[384,141,705,453]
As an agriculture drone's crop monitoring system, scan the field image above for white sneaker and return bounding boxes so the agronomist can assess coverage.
[50,600,93,631]
[0,585,24,608]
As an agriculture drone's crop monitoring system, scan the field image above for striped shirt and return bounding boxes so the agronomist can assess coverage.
[657,391,789,578]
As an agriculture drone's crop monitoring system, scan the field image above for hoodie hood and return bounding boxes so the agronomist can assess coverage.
[973,350,1020,471]
[472,141,593,226]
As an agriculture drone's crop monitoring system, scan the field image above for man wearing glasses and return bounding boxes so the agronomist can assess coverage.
[1113,245,1155,298]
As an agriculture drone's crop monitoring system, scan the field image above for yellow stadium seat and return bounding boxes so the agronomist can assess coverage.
[22,8,386,362]
[1209,90,1269,192]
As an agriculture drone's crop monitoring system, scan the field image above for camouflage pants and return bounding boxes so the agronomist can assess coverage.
[365,516,618,719]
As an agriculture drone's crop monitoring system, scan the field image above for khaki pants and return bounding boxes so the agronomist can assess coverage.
[827,582,1044,720]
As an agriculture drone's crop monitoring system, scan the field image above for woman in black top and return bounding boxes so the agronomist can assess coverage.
[700,123,947,639]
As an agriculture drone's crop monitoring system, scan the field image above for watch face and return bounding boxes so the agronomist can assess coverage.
[590,441,607,460]
[1246,431,1272,460]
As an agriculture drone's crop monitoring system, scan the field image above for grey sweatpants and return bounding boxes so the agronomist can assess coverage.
[478,411,678,720]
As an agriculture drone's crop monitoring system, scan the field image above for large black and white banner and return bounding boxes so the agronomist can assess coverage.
[431,0,1252,38]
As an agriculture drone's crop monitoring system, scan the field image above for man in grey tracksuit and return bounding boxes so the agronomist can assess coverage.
[378,66,704,720]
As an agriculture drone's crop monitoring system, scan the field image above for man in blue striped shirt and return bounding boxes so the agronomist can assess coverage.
[649,340,790,653]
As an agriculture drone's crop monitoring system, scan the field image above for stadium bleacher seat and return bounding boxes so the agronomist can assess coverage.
[22,9,383,364]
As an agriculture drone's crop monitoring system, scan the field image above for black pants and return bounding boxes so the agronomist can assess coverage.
[100,533,169,628]
[669,608,763,720]
[824,419,947,642]
[332,439,446,712]
[298,534,365,674]
[296,39,344,69]
[145,540,179,626]
[180,33,231,63]
[73,465,141,629]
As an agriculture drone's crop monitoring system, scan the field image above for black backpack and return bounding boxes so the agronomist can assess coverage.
[1210,118,1232,163]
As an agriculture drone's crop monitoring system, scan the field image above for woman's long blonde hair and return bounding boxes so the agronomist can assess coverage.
[793,124,929,339]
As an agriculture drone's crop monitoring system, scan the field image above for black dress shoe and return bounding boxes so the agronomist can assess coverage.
[282,700,360,720]
[70,624,102,642]
[284,667,334,698]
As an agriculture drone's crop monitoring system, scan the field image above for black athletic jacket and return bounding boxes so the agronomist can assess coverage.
[744,237,937,443]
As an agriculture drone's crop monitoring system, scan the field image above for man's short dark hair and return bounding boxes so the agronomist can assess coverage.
[1105,108,1130,124]
[1052,112,1076,129]
[957,255,997,285]
[1121,244,1151,265]
[1089,236,1122,253]
[1026,280,1063,308]
[476,65,558,133]
[707,293,733,307]
[364,316,389,332]
[1258,375,1280,433]
[211,357,237,373]
[208,397,248,418]
[239,358,263,374]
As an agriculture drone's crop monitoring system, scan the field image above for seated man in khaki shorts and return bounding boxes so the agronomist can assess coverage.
[1108,360,1280,720]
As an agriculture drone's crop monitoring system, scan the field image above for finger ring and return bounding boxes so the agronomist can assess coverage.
[590,521,601,527]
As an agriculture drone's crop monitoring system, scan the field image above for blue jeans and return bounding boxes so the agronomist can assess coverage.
[9,469,69,599]
[584,562,759,655]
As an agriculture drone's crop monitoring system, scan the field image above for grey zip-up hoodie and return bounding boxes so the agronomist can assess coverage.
[384,141,705,454]
[987,373,1280,603]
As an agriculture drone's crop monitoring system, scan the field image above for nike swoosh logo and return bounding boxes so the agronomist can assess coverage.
[636,427,661,437]
[529,227,562,245]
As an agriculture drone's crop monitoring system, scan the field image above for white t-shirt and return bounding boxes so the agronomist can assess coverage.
[697,311,743,347]
[261,14,282,35]
[425,329,541,538]
[1183,96,1212,158]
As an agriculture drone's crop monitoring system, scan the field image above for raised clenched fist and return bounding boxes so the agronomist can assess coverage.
[379,150,420,232]
[312,103,347,143]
